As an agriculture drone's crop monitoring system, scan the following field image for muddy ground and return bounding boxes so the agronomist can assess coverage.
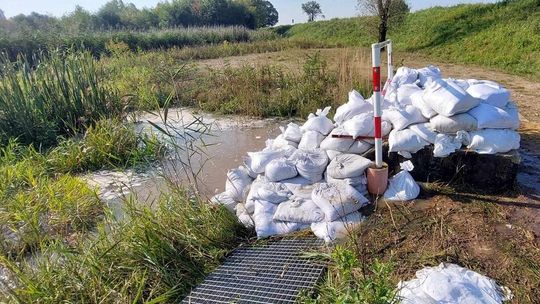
[199,48,540,302]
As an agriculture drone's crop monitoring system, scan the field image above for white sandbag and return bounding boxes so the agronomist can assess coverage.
[289,149,329,183]
[326,171,366,186]
[388,129,430,157]
[446,78,470,90]
[417,65,441,87]
[467,83,510,108]
[397,263,512,304]
[320,127,354,152]
[466,129,520,154]
[408,123,438,144]
[236,203,254,228]
[327,154,373,179]
[210,192,238,213]
[270,134,299,149]
[326,149,343,160]
[245,175,269,214]
[311,211,365,243]
[410,91,437,119]
[391,67,419,87]
[397,84,423,105]
[298,130,325,150]
[311,183,369,222]
[280,123,303,143]
[468,103,519,130]
[433,132,467,158]
[281,176,312,193]
[265,158,298,182]
[334,90,372,124]
[273,196,325,223]
[383,105,427,131]
[245,149,287,174]
[225,166,253,202]
[253,200,307,239]
[423,78,480,117]
[429,113,478,134]
[251,182,291,204]
[347,140,373,154]
[301,107,334,136]
[384,161,419,201]
[342,112,373,138]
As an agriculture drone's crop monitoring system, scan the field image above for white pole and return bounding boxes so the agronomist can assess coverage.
[371,43,383,169]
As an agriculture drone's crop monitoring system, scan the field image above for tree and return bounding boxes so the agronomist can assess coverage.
[357,0,410,42]
[302,1,323,22]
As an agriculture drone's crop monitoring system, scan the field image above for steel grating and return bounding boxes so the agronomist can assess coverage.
[182,237,326,304]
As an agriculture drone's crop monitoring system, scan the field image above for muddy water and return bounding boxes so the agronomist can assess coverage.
[84,108,287,214]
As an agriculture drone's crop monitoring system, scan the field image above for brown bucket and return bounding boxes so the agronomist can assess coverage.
[367,163,389,195]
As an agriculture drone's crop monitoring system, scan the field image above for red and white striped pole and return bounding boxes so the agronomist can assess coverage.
[371,40,392,169]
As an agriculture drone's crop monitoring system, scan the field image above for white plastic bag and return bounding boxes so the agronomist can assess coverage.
[468,103,519,130]
[225,166,253,202]
[411,91,437,119]
[298,130,325,150]
[265,157,298,182]
[253,200,307,239]
[433,132,467,158]
[466,83,510,109]
[301,107,334,136]
[397,263,512,304]
[383,105,427,131]
[423,78,480,117]
[429,113,478,134]
[311,211,365,243]
[466,129,520,154]
[388,129,430,157]
[417,65,441,87]
[327,154,373,179]
[408,123,438,144]
[311,183,369,222]
[397,84,423,105]
[280,123,303,143]
[210,192,238,213]
[289,149,329,183]
[273,196,325,223]
[384,161,419,201]
[334,90,372,124]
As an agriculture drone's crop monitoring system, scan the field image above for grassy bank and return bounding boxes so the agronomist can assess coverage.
[278,0,540,79]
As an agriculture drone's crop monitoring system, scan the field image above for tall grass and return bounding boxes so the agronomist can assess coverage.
[0,51,122,147]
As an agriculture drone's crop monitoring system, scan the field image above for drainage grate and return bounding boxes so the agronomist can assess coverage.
[182,237,326,304]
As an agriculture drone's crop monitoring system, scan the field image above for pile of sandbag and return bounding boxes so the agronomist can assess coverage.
[212,65,521,242]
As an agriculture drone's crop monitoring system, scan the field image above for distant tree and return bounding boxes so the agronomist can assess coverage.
[0,9,5,21]
[302,1,323,22]
[62,6,98,32]
[357,0,410,42]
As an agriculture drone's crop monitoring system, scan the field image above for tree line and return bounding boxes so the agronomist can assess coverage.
[0,0,279,35]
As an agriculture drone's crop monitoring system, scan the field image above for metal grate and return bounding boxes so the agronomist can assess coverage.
[182,237,326,304]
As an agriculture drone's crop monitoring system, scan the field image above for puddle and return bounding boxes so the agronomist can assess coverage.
[517,148,540,198]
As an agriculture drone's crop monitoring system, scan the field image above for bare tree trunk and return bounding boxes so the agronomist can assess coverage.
[378,20,387,42]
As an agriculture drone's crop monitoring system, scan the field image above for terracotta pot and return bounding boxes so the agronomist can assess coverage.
[367,163,389,195]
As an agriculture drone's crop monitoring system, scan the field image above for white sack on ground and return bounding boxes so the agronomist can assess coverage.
[326,149,343,160]
[225,166,253,202]
[408,123,438,144]
[280,123,303,143]
[298,130,325,150]
[348,140,374,154]
[253,200,307,239]
[211,192,238,213]
[411,91,438,119]
[265,158,298,182]
[273,196,325,223]
[391,67,419,87]
[466,129,520,154]
[281,176,312,193]
[245,175,268,214]
[252,182,291,204]
[384,161,419,201]
[327,154,373,179]
[423,78,480,117]
[326,173,366,187]
[270,134,299,149]
[383,105,427,131]
[311,183,369,222]
[468,103,520,130]
[433,132,468,158]
[388,129,430,157]
[342,112,374,138]
[320,127,355,152]
[289,149,329,183]
[417,65,441,87]
[397,84,423,105]
[430,113,478,134]
[236,203,254,228]
[467,83,510,109]
[334,90,372,124]
[302,106,334,136]
[311,211,365,243]
[246,149,287,174]
[397,263,512,304]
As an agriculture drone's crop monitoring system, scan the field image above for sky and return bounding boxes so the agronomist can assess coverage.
[1,0,499,25]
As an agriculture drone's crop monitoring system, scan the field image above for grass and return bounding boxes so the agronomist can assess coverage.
[0,186,248,303]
